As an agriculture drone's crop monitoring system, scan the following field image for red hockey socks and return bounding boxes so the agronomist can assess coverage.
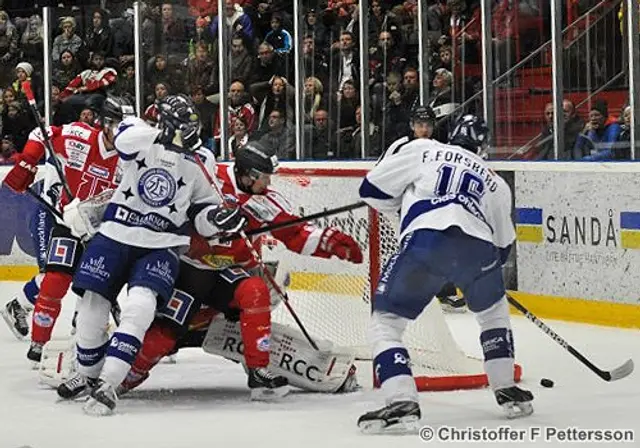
[31,272,72,344]
[123,323,178,390]
[231,277,272,368]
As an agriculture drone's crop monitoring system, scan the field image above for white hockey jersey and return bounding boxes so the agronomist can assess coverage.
[97,117,222,249]
[359,138,515,250]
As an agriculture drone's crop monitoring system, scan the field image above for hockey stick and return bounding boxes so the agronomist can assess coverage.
[506,293,634,382]
[220,201,368,243]
[22,81,74,200]
[193,154,320,351]
[26,187,63,220]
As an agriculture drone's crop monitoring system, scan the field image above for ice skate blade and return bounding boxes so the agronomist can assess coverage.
[250,385,290,401]
[0,307,27,340]
[441,305,467,314]
[359,415,421,435]
[83,397,115,416]
[502,401,534,419]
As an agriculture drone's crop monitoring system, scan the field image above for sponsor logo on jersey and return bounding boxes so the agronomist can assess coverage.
[243,195,282,222]
[62,125,92,141]
[112,206,173,232]
[79,255,111,281]
[146,259,174,283]
[256,335,270,352]
[110,336,138,358]
[201,254,236,269]
[137,168,177,208]
[88,164,110,179]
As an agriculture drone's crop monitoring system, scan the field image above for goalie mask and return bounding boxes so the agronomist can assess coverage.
[157,94,203,151]
[234,141,279,194]
[448,114,490,158]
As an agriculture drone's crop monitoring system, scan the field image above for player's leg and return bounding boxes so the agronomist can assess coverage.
[85,246,180,416]
[223,270,289,400]
[453,233,533,419]
[358,230,446,433]
[29,225,83,363]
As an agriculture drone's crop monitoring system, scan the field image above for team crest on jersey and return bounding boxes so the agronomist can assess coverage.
[137,168,177,207]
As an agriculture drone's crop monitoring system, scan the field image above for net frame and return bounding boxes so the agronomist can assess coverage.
[269,164,522,391]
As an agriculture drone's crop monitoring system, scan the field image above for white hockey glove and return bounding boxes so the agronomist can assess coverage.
[62,189,114,241]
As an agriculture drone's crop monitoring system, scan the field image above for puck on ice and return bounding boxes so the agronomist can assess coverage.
[540,378,554,388]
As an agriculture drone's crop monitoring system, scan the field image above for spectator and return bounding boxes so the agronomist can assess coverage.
[253,42,287,84]
[144,81,171,125]
[191,85,216,150]
[257,108,295,159]
[254,75,294,133]
[613,105,632,160]
[301,34,328,87]
[304,108,336,159]
[330,30,359,92]
[12,62,39,102]
[0,134,16,163]
[153,2,188,64]
[190,16,216,56]
[213,79,257,149]
[228,33,255,85]
[0,10,19,87]
[369,30,407,92]
[146,54,182,104]
[57,52,118,122]
[562,99,585,157]
[342,104,381,159]
[85,8,115,61]
[228,115,249,158]
[264,12,292,55]
[111,7,135,63]
[303,9,329,50]
[51,17,85,63]
[387,67,420,141]
[112,60,135,99]
[189,0,218,19]
[334,79,359,137]
[210,0,254,44]
[52,50,82,92]
[303,76,326,124]
[575,99,622,161]
[1,100,33,150]
[530,102,554,160]
[19,14,44,75]
[428,68,457,142]
[185,41,218,95]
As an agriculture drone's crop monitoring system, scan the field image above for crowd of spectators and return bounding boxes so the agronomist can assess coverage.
[0,0,634,163]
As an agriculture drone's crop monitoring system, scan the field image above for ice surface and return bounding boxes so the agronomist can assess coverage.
[1,281,639,448]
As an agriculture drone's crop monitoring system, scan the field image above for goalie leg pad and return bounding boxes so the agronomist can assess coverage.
[475,297,515,390]
[123,322,179,392]
[230,276,272,369]
[31,271,72,344]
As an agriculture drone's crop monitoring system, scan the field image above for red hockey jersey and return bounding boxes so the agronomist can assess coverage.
[22,122,121,209]
[185,163,333,270]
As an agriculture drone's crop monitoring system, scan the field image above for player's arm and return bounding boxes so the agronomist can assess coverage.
[112,117,159,160]
[3,126,60,193]
[359,144,421,213]
[265,191,363,264]
[492,177,516,265]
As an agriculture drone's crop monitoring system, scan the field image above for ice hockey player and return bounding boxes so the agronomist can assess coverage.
[357,114,533,433]
[114,141,363,400]
[2,97,133,362]
[379,105,467,314]
[56,94,244,416]
[0,179,58,339]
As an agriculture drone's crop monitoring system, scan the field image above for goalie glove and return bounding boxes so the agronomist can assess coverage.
[316,228,363,264]
[3,153,38,193]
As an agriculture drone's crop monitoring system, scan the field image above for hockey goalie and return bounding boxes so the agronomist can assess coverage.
[41,142,364,398]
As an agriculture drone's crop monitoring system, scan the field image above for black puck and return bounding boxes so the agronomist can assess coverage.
[540,378,554,388]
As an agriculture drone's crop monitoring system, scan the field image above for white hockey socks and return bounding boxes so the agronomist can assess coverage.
[369,310,419,405]
[75,291,112,379]
[100,286,157,388]
[475,297,515,390]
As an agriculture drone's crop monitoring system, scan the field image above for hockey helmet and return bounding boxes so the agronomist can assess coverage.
[448,114,490,156]
[234,141,279,185]
[100,95,135,126]
[410,105,436,125]
[157,94,202,150]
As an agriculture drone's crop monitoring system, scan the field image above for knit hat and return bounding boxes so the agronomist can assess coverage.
[591,99,608,118]
[16,62,33,77]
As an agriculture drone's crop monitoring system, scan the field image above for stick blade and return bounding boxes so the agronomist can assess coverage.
[605,359,634,381]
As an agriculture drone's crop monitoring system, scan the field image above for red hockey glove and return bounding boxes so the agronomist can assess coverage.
[3,153,38,193]
[318,227,363,264]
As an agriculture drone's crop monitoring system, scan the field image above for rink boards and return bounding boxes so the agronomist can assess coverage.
[0,161,639,329]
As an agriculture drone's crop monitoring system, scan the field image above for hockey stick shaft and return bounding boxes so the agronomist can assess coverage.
[26,187,63,220]
[22,81,74,200]
[506,293,633,381]
[194,156,320,350]
[220,201,367,242]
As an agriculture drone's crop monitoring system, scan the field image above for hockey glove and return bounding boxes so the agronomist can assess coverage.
[179,123,202,150]
[3,153,38,193]
[208,205,248,234]
[317,228,363,264]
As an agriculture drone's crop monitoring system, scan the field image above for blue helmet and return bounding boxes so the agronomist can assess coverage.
[448,114,490,155]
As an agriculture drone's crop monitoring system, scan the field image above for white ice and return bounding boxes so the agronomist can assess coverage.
[1,280,639,448]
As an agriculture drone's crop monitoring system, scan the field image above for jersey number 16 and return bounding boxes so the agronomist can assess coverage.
[435,164,485,203]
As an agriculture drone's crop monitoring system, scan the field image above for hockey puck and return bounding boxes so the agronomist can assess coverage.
[540,378,554,388]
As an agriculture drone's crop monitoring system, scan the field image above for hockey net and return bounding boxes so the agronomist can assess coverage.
[266,163,521,391]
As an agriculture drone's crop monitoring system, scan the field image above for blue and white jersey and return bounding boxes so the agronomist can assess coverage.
[359,138,515,250]
[98,117,222,249]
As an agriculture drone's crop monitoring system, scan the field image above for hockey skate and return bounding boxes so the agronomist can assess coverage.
[83,379,118,416]
[495,386,534,419]
[248,367,289,401]
[26,341,44,365]
[358,401,421,434]
[438,295,467,313]
[57,373,98,400]
[1,298,30,340]
[116,369,149,396]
